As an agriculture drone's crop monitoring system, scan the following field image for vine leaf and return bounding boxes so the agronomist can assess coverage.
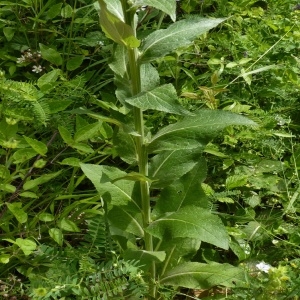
[140,16,226,63]
[147,206,229,249]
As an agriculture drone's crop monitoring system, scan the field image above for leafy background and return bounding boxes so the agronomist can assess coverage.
[0,0,300,299]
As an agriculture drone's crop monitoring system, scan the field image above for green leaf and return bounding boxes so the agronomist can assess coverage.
[39,43,62,65]
[98,0,140,48]
[0,165,10,179]
[149,149,201,188]
[124,249,166,271]
[74,122,102,143]
[46,3,62,19]
[140,16,226,63]
[108,203,144,237]
[58,125,73,145]
[134,0,176,22]
[15,238,36,256]
[23,171,62,190]
[48,100,72,114]
[7,202,27,223]
[72,143,94,154]
[126,84,193,115]
[38,213,55,222]
[19,191,38,198]
[0,254,10,264]
[3,27,15,41]
[0,184,16,193]
[140,63,160,92]
[37,69,61,91]
[160,262,246,288]
[49,228,63,246]
[80,164,141,207]
[60,157,81,167]
[147,206,229,249]
[23,136,47,156]
[153,160,208,216]
[148,110,256,153]
[59,218,80,232]
[61,4,73,18]
[109,44,128,77]
[12,149,37,163]
[225,175,248,190]
[66,55,84,71]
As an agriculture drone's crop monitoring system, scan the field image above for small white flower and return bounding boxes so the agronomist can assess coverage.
[16,55,26,63]
[32,65,43,73]
[256,261,272,273]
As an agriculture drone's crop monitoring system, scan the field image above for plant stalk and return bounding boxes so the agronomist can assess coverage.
[122,1,156,297]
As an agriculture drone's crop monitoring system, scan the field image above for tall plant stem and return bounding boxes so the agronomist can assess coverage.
[121,1,156,297]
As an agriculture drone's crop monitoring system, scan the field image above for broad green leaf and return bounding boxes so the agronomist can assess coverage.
[60,157,81,167]
[0,254,10,264]
[0,165,10,179]
[157,238,201,275]
[94,0,124,22]
[46,3,62,19]
[66,55,84,71]
[7,202,28,223]
[3,27,15,41]
[37,69,61,90]
[12,149,37,163]
[124,249,166,271]
[108,203,144,237]
[48,100,72,114]
[134,0,176,22]
[242,64,278,76]
[49,228,63,246]
[148,110,256,153]
[39,43,62,66]
[98,0,140,48]
[140,16,226,63]
[15,238,36,256]
[140,63,160,92]
[59,218,80,232]
[126,84,192,115]
[226,175,248,190]
[99,122,113,139]
[80,164,141,208]
[0,184,16,193]
[74,122,102,142]
[61,4,73,18]
[19,191,38,198]
[241,67,251,85]
[153,160,209,216]
[147,206,229,249]
[160,262,246,288]
[149,149,201,188]
[72,143,94,154]
[23,136,47,156]
[38,212,55,222]
[109,45,128,77]
[23,170,62,190]
[58,125,73,145]
[113,129,137,164]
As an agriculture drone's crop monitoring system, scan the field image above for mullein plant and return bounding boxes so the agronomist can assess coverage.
[80,0,257,298]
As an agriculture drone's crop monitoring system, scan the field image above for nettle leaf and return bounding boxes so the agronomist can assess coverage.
[126,84,192,115]
[98,0,140,48]
[148,110,256,153]
[148,149,201,188]
[160,262,246,289]
[153,160,208,216]
[133,0,176,22]
[80,164,141,208]
[147,206,229,249]
[39,43,62,66]
[59,218,80,232]
[23,171,62,190]
[7,202,28,224]
[23,136,47,156]
[225,175,248,190]
[15,238,36,256]
[140,16,226,63]
[58,125,73,145]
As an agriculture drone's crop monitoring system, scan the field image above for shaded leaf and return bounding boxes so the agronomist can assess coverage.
[23,136,47,156]
[49,228,63,246]
[7,202,27,223]
[15,238,36,256]
[39,43,62,65]
[23,171,62,190]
